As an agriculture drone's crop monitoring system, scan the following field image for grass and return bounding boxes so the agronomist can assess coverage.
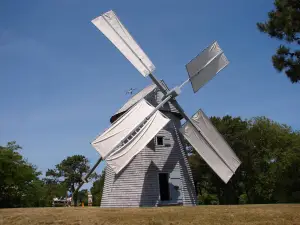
[1,204,300,225]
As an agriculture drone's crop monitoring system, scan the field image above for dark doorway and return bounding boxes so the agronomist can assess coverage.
[159,173,170,201]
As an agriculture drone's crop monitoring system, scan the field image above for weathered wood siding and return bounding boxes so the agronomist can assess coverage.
[100,88,196,207]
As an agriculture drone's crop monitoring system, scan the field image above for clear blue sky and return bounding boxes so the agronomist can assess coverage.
[1,0,299,187]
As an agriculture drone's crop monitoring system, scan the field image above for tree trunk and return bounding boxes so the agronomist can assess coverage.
[71,185,77,207]
[217,186,222,205]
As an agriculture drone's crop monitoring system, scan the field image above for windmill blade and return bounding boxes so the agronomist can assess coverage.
[180,109,241,183]
[92,10,155,77]
[106,109,169,174]
[92,99,155,159]
[91,99,170,174]
[186,41,229,93]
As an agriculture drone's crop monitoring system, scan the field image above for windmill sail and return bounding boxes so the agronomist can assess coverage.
[92,10,155,77]
[106,109,170,174]
[91,99,170,174]
[186,41,229,93]
[180,109,241,183]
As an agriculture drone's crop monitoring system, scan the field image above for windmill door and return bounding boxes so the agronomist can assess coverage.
[169,170,183,204]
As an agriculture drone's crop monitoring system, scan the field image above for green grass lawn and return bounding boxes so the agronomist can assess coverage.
[1,204,300,225]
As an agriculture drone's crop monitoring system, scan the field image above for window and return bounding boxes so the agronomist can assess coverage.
[156,136,164,146]
[159,173,170,201]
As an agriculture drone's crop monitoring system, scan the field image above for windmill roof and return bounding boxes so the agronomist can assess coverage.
[110,80,182,123]
[116,83,157,115]
[110,83,157,123]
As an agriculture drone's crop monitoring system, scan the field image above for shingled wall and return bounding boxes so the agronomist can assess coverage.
[100,86,197,207]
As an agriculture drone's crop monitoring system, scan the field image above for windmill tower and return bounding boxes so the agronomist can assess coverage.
[101,83,197,207]
[75,10,241,208]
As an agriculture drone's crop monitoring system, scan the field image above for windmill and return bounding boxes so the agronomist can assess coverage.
[76,10,241,207]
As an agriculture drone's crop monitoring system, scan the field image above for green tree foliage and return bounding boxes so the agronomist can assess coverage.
[91,171,105,206]
[188,116,300,205]
[257,0,300,83]
[42,177,68,206]
[45,155,94,206]
[0,141,45,207]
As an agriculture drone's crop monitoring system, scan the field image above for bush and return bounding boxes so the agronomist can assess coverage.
[198,192,219,205]
[239,193,248,204]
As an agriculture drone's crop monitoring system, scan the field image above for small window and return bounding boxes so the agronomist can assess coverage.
[156,136,164,146]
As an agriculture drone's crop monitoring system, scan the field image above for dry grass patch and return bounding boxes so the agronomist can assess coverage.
[1,204,300,225]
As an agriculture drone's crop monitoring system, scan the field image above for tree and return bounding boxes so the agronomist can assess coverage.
[0,141,44,207]
[21,179,47,207]
[91,170,105,206]
[247,117,300,203]
[187,115,300,205]
[42,177,68,207]
[45,155,95,206]
[257,0,300,83]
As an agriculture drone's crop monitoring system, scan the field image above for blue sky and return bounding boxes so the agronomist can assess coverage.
[1,0,299,188]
